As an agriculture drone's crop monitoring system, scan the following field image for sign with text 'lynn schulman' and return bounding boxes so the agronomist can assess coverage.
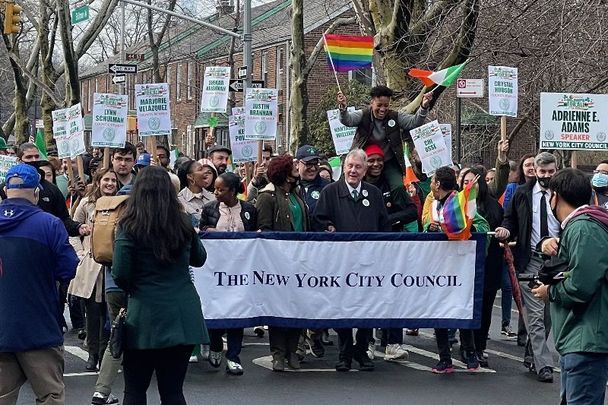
[193,232,485,329]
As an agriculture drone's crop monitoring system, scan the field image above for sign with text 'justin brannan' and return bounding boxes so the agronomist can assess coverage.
[193,233,485,329]
[540,92,608,150]
[200,66,231,113]
[135,83,171,137]
[244,88,278,141]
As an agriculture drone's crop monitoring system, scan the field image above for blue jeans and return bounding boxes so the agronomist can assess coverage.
[560,352,608,405]
[501,263,513,326]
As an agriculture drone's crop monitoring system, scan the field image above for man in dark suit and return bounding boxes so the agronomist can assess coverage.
[313,149,389,372]
[495,152,560,383]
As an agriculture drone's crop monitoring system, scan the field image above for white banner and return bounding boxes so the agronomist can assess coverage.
[67,103,86,158]
[91,93,128,148]
[194,234,484,329]
[229,107,258,163]
[440,124,453,164]
[411,120,452,175]
[488,66,518,117]
[135,83,171,137]
[0,155,18,184]
[244,88,278,140]
[327,108,356,155]
[200,66,231,113]
[540,92,608,150]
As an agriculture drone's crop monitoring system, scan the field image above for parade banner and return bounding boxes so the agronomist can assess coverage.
[440,124,453,163]
[411,120,452,175]
[135,83,171,136]
[327,108,356,155]
[540,92,608,150]
[200,66,231,113]
[229,107,258,163]
[244,88,278,141]
[66,103,86,158]
[488,66,518,117]
[193,232,485,329]
[91,93,128,148]
[0,155,17,183]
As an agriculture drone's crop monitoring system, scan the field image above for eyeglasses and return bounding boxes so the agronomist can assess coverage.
[300,160,320,168]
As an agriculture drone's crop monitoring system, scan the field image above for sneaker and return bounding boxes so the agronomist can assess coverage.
[208,351,223,368]
[384,344,409,361]
[405,329,419,336]
[307,337,325,358]
[272,356,285,372]
[537,366,553,383]
[465,352,480,371]
[321,330,333,346]
[253,326,265,338]
[432,359,454,374]
[226,360,244,375]
[476,351,489,368]
[366,341,376,360]
[188,355,199,363]
[501,325,517,337]
[201,344,210,360]
[91,392,119,405]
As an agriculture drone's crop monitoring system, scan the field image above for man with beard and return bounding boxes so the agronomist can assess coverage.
[590,160,608,208]
[208,145,231,175]
[496,152,560,383]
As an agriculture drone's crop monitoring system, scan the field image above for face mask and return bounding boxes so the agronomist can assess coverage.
[537,176,551,189]
[592,173,608,189]
[551,194,559,222]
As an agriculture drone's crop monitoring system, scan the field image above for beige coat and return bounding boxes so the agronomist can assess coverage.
[68,196,104,302]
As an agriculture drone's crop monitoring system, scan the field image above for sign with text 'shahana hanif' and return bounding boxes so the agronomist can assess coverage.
[91,93,128,148]
[540,92,608,150]
[229,107,258,163]
[411,120,452,175]
[327,108,356,155]
[488,66,518,117]
[244,88,278,141]
[201,66,231,113]
[135,83,171,137]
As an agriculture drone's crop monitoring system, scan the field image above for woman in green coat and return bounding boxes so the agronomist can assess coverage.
[112,166,207,405]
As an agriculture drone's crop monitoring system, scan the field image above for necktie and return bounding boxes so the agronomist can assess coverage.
[540,191,549,238]
[352,189,359,201]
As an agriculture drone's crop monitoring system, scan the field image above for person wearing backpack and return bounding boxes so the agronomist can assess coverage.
[532,168,608,405]
[68,168,119,373]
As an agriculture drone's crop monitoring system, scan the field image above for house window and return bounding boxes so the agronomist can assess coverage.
[276,47,284,90]
[177,63,183,100]
[261,51,268,85]
[349,68,373,86]
[187,62,194,100]
[87,81,91,112]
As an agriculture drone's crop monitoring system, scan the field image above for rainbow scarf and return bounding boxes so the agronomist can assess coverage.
[431,184,478,240]
[324,34,373,72]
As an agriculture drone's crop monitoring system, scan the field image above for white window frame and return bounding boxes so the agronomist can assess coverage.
[176,63,182,101]
[187,62,194,100]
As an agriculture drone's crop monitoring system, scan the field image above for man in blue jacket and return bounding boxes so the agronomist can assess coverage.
[0,164,79,404]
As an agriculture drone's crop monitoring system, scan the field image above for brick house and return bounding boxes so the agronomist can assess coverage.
[79,0,365,159]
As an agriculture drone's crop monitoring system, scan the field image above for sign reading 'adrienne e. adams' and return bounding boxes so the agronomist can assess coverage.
[540,92,608,150]
[193,233,485,329]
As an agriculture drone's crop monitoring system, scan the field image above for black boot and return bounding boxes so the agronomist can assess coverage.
[86,354,99,371]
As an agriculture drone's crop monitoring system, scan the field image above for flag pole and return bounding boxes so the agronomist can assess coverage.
[322,34,343,94]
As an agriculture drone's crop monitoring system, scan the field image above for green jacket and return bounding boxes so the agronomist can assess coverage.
[256,183,309,232]
[549,215,608,355]
[112,228,209,349]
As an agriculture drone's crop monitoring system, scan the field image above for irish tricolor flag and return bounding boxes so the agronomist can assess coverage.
[408,62,467,88]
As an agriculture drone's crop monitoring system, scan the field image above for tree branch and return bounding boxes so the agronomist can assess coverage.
[8,51,62,106]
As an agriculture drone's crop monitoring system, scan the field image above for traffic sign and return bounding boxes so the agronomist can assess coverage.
[71,5,89,25]
[456,78,484,98]
[112,75,126,84]
[108,64,137,74]
[126,53,144,62]
[229,79,264,92]
[238,66,247,79]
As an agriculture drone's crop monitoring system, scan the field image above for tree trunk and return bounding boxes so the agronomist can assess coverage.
[56,0,80,106]
[289,0,309,149]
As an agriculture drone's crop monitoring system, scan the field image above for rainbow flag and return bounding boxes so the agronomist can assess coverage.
[437,184,478,240]
[324,34,373,72]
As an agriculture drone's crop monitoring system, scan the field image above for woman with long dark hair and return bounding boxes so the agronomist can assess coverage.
[200,172,257,375]
[517,153,536,185]
[460,167,504,367]
[112,166,207,405]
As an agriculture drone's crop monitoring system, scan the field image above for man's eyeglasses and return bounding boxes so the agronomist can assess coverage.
[300,160,319,168]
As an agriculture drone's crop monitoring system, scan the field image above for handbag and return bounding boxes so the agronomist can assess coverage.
[109,308,127,359]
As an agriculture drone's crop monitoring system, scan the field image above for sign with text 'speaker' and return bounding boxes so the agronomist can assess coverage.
[488,66,518,117]
[135,83,171,137]
[540,92,608,150]
[193,233,484,329]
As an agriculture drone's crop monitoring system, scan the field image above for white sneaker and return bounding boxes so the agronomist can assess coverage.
[91,391,119,404]
[226,359,244,375]
[188,355,199,363]
[200,344,210,360]
[384,344,409,361]
[208,351,223,368]
[367,342,376,360]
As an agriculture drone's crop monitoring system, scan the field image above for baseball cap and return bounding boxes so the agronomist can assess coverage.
[5,164,41,189]
[136,153,151,167]
[208,145,232,155]
[364,144,385,159]
[296,145,320,162]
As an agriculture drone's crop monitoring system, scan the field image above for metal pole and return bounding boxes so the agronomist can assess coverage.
[242,0,260,162]
[456,97,462,163]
